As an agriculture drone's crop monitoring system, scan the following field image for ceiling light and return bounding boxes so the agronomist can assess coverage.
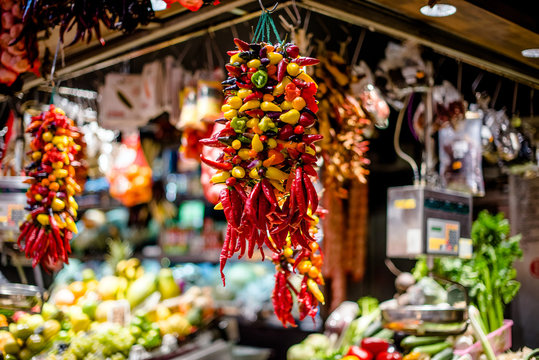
[151,0,167,11]
[420,4,457,17]
[521,48,539,58]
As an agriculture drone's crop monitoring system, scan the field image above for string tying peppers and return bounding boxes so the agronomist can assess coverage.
[17,105,83,271]
[200,38,324,326]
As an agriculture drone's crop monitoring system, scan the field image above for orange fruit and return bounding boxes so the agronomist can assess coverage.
[68,281,86,298]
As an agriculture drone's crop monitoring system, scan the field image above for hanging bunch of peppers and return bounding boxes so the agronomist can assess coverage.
[163,0,220,12]
[18,105,83,271]
[200,31,324,325]
[271,212,324,327]
[313,49,372,310]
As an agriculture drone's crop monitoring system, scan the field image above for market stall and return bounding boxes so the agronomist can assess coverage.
[1,0,539,359]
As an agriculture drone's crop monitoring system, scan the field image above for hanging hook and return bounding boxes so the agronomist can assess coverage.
[258,0,279,13]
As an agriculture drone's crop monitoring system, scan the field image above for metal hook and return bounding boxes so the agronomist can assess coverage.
[258,0,279,13]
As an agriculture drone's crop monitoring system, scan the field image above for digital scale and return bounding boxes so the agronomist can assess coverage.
[386,185,473,259]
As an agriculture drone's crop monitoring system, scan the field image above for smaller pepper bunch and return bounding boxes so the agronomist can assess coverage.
[271,212,324,327]
[18,105,83,270]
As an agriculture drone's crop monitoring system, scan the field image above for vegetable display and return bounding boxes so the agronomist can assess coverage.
[200,38,323,326]
[0,0,40,87]
[17,105,83,270]
[423,211,522,333]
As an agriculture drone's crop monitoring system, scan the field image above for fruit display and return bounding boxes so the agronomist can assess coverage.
[0,260,214,360]
[200,38,323,326]
[17,105,84,271]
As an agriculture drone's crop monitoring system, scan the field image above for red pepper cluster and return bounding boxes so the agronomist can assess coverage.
[18,105,83,271]
[200,39,324,326]
[272,219,325,327]
[345,338,402,360]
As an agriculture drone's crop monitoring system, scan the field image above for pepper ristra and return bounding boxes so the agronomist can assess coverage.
[18,105,83,271]
[200,38,324,327]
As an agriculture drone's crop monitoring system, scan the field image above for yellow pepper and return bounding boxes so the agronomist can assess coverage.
[267,52,283,65]
[246,118,259,128]
[287,62,301,77]
[403,352,421,360]
[251,134,264,153]
[214,202,223,210]
[227,96,242,109]
[238,100,260,113]
[232,166,246,178]
[249,168,260,179]
[305,145,316,155]
[37,214,50,226]
[52,161,64,169]
[265,167,288,181]
[51,198,65,212]
[34,194,43,202]
[267,138,277,149]
[211,171,230,183]
[260,101,282,112]
[280,101,293,111]
[230,54,244,64]
[65,216,78,234]
[224,109,238,120]
[52,135,69,147]
[238,149,251,160]
[42,132,53,142]
[68,196,78,211]
[272,77,291,96]
[280,109,300,125]
[221,104,232,112]
[238,88,252,99]
[247,59,261,68]
[231,140,242,150]
[307,278,325,304]
[270,180,285,192]
[53,169,68,178]
[54,214,66,229]
[31,151,42,161]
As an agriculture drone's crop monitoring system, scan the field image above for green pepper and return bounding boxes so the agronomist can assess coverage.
[230,116,247,133]
[252,70,268,88]
[259,116,275,132]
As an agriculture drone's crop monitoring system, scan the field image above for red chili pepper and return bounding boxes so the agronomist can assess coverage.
[223,147,236,155]
[303,171,318,212]
[301,153,317,164]
[292,57,320,66]
[200,154,233,170]
[225,177,236,186]
[361,338,390,357]
[346,346,373,360]
[244,91,263,102]
[227,50,240,56]
[292,78,307,88]
[299,113,316,127]
[294,125,304,134]
[199,138,227,148]
[245,109,264,118]
[234,38,250,51]
[375,352,402,360]
[277,59,289,82]
[302,134,324,144]
[240,64,248,73]
[236,82,253,89]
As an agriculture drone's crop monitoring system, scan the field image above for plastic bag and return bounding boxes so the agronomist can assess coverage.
[352,61,390,129]
[196,78,222,122]
[439,117,485,196]
[484,109,521,162]
[107,134,153,207]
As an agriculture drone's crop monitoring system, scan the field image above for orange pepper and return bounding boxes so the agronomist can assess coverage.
[41,179,50,186]
[266,65,276,75]
[48,174,56,182]
[252,124,263,135]
[267,150,285,164]
[49,182,60,192]
[44,143,54,152]
[265,45,274,52]
[248,149,258,158]
[262,154,276,168]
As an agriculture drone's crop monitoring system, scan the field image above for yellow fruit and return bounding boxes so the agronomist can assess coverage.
[287,62,301,77]
[232,166,246,179]
[155,306,171,321]
[54,288,75,306]
[96,276,121,300]
[42,132,53,142]
[68,281,86,298]
[70,312,90,333]
[51,198,65,212]
[42,320,61,340]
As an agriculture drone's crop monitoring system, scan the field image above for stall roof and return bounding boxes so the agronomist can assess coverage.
[24,0,539,90]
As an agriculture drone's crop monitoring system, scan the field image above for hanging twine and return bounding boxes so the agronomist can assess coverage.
[252,5,282,44]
